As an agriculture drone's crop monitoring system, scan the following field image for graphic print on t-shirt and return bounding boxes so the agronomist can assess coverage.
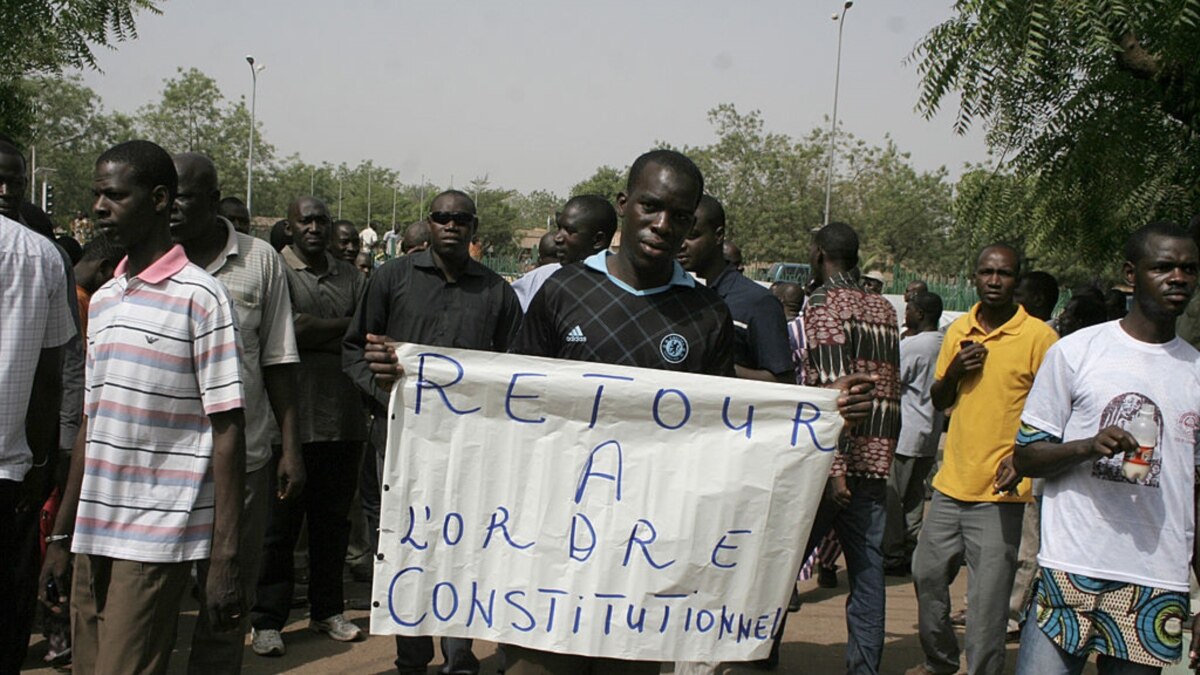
[1092,392,1163,487]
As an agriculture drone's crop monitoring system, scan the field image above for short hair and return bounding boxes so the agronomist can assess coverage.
[97,140,178,201]
[537,231,557,259]
[19,201,54,239]
[332,219,357,230]
[813,222,859,268]
[402,220,431,253]
[1065,293,1107,331]
[695,194,726,232]
[0,134,26,172]
[1124,221,1194,265]
[219,196,246,209]
[563,194,618,241]
[430,189,476,213]
[269,219,291,252]
[80,232,126,266]
[56,235,83,265]
[627,149,704,204]
[976,243,1021,275]
[911,291,943,323]
[1018,270,1060,315]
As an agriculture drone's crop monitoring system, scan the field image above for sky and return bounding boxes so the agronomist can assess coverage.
[76,0,990,197]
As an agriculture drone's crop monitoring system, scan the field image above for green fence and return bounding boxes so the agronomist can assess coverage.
[480,255,526,279]
[885,267,980,312]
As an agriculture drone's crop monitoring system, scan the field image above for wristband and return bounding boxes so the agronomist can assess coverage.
[45,534,70,545]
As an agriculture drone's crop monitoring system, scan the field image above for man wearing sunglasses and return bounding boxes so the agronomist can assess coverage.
[343,189,521,675]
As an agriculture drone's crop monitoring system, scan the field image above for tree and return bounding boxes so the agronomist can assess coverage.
[680,105,826,262]
[570,166,625,204]
[136,68,275,215]
[23,74,134,219]
[567,105,957,270]
[0,0,161,139]
[912,0,1200,266]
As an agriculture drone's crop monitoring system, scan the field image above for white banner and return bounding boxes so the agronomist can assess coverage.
[369,344,843,662]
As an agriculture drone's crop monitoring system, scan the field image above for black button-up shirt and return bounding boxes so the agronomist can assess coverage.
[342,249,522,419]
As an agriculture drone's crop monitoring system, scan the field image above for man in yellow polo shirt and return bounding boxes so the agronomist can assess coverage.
[905,244,1058,675]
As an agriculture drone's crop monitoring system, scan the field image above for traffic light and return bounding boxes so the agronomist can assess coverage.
[43,183,55,215]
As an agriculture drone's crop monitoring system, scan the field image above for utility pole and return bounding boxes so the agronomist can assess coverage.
[823,2,854,226]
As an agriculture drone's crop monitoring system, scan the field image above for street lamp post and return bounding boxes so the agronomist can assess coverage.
[823,1,853,227]
[391,179,400,230]
[245,55,265,215]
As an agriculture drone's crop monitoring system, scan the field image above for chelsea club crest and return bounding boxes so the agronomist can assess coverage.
[659,333,689,364]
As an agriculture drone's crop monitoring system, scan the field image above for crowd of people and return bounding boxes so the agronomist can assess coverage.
[2,135,1199,675]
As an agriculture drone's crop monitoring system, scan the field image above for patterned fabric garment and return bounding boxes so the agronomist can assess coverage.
[1033,566,1189,667]
[801,270,901,479]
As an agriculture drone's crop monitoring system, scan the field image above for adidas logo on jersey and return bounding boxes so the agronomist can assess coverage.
[566,325,587,343]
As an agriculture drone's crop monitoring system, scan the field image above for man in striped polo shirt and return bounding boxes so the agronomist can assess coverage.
[40,141,248,675]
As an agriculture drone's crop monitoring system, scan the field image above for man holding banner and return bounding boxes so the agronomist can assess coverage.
[507,149,729,673]
[357,152,875,674]
[343,188,522,675]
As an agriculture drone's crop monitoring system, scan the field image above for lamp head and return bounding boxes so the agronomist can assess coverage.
[246,55,254,65]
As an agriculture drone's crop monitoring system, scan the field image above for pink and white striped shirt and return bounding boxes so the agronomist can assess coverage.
[73,244,245,563]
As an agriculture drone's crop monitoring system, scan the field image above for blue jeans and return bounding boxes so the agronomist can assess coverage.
[1015,603,1162,675]
[800,476,887,674]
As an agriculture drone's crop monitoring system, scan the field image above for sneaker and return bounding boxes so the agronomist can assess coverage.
[251,628,285,657]
[310,613,364,642]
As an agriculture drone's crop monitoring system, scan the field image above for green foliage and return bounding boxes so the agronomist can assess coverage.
[570,166,626,204]
[912,0,1200,270]
[136,68,274,214]
[24,74,134,218]
[0,0,161,138]
[615,104,958,272]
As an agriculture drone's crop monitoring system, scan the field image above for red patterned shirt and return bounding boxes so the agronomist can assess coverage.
[799,271,900,479]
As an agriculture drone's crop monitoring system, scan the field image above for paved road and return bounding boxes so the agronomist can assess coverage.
[25,567,1052,674]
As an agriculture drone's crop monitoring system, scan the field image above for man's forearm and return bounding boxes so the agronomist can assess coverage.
[930,376,958,411]
[1013,439,1090,478]
[263,364,300,456]
[294,313,351,348]
[209,410,246,560]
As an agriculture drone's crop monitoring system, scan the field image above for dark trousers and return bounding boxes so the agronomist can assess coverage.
[0,479,39,674]
[774,477,888,675]
[395,635,480,675]
[360,434,382,557]
[252,441,361,629]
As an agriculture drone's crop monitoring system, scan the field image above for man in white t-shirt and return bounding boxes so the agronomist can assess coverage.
[360,223,379,252]
[1013,222,1200,674]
